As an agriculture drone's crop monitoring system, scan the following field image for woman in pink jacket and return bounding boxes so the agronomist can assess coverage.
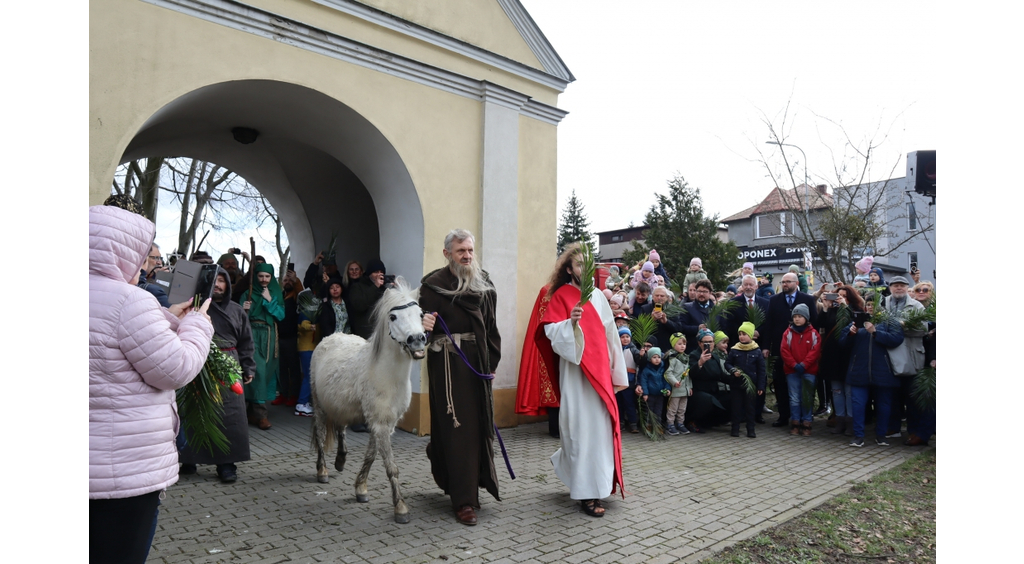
[89,203,214,563]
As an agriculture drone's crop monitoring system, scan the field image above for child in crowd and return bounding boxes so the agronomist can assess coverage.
[631,261,661,291]
[613,310,631,330]
[780,304,821,436]
[663,333,692,436]
[648,249,669,282]
[727,322,766,438]
[637,346,669,431]
[617,327,642,434]
[604,265,624,291]
[609,293,625,314]
[682,257,709,289]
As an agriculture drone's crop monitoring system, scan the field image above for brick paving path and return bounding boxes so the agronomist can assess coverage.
[150,404,927,563]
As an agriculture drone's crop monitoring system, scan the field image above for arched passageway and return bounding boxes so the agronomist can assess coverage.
[120,79,424,279]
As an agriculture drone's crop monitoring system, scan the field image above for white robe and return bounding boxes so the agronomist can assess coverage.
[545,292,629,500]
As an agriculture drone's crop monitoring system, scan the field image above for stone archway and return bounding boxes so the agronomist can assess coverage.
[119,79,424,279]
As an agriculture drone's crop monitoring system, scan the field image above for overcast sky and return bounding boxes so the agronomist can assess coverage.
[519,1,939,233]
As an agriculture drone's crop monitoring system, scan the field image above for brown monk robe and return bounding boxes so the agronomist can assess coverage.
[419,267,502,513]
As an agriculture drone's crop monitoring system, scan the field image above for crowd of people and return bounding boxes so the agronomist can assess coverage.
[90,196,935,559]
[600,249,936,449]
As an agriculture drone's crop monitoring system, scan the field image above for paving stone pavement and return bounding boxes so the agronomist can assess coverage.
[150,404,931,563]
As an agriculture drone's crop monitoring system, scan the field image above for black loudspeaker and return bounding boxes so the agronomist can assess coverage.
[907,150,936,197]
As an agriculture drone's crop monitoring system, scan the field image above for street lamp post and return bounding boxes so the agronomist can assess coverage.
[765,141,810,230]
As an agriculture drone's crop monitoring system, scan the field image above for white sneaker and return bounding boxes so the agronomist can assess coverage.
[762,406,773,414]
[294,403,314,417]
[886,431,901,438]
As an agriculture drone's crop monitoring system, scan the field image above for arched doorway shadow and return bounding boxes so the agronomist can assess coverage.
[120,79,424,280]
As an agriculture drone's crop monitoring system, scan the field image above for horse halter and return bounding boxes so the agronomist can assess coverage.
[388,301,428,348]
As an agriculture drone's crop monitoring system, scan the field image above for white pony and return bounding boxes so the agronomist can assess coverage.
[310,278,427,524]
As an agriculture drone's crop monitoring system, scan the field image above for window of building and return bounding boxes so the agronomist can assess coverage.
[908,202,918,231]
[611,235,623,242]
[755,213,790,239]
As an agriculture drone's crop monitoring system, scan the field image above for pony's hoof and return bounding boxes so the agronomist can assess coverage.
[356,494,369,503]
[317,475,329,484]
[394,513,410,524]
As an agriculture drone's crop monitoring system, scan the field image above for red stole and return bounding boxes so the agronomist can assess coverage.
[515,286,560,415]
[535,284,625,498]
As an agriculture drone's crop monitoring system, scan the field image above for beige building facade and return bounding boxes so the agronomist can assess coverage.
[90,0,573,433]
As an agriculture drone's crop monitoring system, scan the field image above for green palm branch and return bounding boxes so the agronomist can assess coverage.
[176,341,233,455]
[297,288,321,320]
[706,299,741,333]
[764,354,780,385]
[577,240,596,306]
[732,368,757,397]
[900,303,936,332]
[911,366,936,412]
[629,313,658,346]
[661,302,686,318]
[746,303,766,330]
[636,396,665,441]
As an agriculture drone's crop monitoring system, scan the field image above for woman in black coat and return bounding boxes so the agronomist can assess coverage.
[818,284,864,435]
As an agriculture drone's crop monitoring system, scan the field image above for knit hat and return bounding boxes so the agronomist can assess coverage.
[642,261,655,273]
[726,284,737,294]
[609,265,619,275]
[743,262,754,270]
[855,256,874,274]
[669,332,686,348]
[789,264,800,273]
[610,294,624,307]
[366,259,386,275]
[696,328,714,343]
[738,321,756,338]
[649,249,661,262]
[792,303,810,320]
[602,288,613,300]
[713,331,728,345]
[870,267,886,284]
[618,327,631,338]
[647,347,662,359]
[646,335,659,348]
[690,257,702,268]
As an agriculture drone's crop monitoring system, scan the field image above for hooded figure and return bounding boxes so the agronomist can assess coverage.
[240,262,285,428]
[179,267,256,479]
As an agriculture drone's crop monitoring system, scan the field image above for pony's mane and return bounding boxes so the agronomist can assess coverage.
[369,277,420,355]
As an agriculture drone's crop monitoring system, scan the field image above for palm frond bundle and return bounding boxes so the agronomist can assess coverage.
[831,305,853,341]
[629,314,658,346]
[705,299,741,333]
[635,396,665,441]
[911,366,936,412]
[297,288,321,320]
[900,303,935,333]
[661,302,686,318]
[324,232,338,263]
[577,240,596,306]
[176,341,232,455]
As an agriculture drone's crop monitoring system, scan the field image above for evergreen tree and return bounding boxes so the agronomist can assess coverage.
[556,189,598,257]
[622,175,739,290]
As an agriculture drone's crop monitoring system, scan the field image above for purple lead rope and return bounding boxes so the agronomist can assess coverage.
[431,313,516,480]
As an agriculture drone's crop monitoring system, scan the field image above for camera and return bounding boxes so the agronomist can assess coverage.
[703,342,712,353]
[653,303,663,313]
[824,293,839,301]
[228,247,242,254]
[910,261,919,274]
[384,274,396,285]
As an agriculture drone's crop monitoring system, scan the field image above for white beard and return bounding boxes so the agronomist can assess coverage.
[439,257,491,296]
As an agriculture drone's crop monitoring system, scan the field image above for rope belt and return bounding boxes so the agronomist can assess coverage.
[430,314,515,480]
[430,333,477,429]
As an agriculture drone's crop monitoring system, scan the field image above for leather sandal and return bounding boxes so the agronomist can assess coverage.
[581,499,605,517]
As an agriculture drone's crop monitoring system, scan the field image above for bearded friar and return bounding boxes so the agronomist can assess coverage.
[418,228,502,526]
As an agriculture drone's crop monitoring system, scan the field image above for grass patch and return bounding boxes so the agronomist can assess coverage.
[699,449,936,564]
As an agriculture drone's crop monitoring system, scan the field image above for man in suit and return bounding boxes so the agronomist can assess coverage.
[678,279,716,354]
[763,273,818,427]
[725,274,771,422]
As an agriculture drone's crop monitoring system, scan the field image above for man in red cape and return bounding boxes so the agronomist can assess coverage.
[520,244,628,517]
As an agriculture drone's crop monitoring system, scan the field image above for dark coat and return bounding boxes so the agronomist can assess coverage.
[678,300,714,353]
[316,299,350,337]
[727,344,767,392]
[346,276,387,339]
[179,267,253,465]
[640,302,685,355]
[838,320,904,388]
[723,294,769,345]
[764,291,818,355]
[816,306,853,383]
[689,348,733,395]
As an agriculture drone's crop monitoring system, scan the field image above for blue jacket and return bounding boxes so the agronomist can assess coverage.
[639,361,669,396]
[839,320,904,388]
